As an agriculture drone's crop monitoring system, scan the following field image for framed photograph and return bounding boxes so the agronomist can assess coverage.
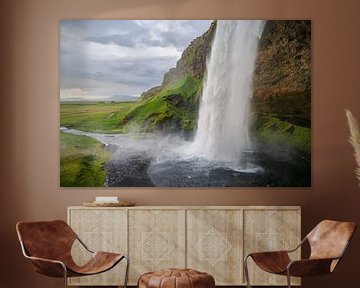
[60,20,311,187]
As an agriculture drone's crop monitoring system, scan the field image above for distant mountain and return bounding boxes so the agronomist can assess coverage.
[109,95,139,102]
[60,95,139,103]
[60,97,92,103]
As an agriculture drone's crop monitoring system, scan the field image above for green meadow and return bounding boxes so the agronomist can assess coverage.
[60,102,129,186]
[60,132,110,187]
[60,102,135,133]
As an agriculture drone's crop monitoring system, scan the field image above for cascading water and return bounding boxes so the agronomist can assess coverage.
[190,20,265,168]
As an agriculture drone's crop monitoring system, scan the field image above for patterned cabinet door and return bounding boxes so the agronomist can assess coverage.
[128,209,186,284]
[187,209,243,285]
[68,208,128,286]
[244,209,301,286]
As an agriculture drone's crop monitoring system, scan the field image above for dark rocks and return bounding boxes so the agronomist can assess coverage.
[105,155,155,187]
[254,20,311,100]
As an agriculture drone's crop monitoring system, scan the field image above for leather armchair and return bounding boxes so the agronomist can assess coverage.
[16,220,129,288]
[244,220,356,288]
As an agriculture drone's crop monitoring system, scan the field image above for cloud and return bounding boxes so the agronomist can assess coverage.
[85,20,211,49]
[60,20,212,99]
[85,41,181,62]
[61,88,88,98]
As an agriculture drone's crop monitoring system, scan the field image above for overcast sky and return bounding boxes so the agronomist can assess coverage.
[60,20,212,100]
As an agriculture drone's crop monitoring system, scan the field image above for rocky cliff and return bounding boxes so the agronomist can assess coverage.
[252,20,311,157]
[255,20,311,100]
[141,21,217,101]
[162,21,216,86]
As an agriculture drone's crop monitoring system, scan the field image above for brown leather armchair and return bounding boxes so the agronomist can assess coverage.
[16,220,129,288]
[244,220,356,288]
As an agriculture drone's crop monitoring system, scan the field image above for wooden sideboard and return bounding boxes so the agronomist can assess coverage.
[67,206,301,286]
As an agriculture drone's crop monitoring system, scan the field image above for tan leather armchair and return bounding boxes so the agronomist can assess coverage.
[244,220,356,288]
[16,220,129,288]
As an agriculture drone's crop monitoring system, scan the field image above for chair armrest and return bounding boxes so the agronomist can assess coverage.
[76,236,94,253]
[247,250,290,259]
[19,240,67,277]
[287,258,336,277]
[250,250,289,255]
[245,237,306,259]
[26,255,65,265]
[285,237,307,253]
[25,255,67,278]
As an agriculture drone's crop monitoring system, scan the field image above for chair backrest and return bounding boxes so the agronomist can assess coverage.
[16,220,77,261]
[307,220,356,261]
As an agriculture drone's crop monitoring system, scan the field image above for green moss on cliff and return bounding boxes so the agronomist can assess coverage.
[254,115,311,157]
[252,90,311,127]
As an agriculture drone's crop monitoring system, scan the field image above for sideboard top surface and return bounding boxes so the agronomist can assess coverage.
[68,205,301,210]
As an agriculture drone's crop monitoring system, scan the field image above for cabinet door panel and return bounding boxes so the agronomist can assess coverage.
[187,209,243,285]
[68,209,127,286]
[244,209,301,286]
[128,209,186,284]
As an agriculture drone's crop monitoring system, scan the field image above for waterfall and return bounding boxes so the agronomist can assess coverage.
[190,20,265,168]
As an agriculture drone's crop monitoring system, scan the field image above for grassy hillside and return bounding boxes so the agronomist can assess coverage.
[60,132,110,187]
[122,75,202,134]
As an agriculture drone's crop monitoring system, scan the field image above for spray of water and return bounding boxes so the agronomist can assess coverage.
[189,20,265,167]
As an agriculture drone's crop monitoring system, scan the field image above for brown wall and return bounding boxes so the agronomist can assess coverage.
[1,0,360,287]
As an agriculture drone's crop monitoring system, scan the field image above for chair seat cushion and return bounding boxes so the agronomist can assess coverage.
[138,268,215,288]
